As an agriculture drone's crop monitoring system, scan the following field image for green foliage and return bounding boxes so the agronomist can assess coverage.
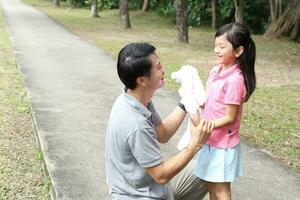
[188,0,211,27]
[99,0,118,9]
[66,0,86,8]
[244,0,270,34]
[149,0,159,9]
[98,0,146,11]
[152,0,176,18]
[128,0,143,10]
[219,0,234,23]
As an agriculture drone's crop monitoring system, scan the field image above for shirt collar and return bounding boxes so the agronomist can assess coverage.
[213,63,241,79]
[122,88,152,118]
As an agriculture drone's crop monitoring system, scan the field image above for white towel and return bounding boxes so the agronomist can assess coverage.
[171,65,206,150]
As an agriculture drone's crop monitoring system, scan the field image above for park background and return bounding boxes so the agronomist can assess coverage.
[0,0,299,199]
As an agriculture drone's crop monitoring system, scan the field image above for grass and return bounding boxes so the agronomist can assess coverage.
[0,7,50,200]
[242,85,300,169]
[21,0,300,173]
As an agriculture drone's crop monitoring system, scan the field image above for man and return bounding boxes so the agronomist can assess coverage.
[105,43,212,199]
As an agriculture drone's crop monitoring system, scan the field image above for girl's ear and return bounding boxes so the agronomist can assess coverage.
[137,77,146,87]
[235,46,244,57]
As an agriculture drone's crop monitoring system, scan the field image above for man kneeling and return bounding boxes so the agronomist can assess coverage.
[105,43,213,199]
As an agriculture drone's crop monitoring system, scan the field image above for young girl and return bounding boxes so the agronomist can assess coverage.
[194,22,256,200]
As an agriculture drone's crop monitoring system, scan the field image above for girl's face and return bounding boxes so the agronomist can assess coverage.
[214,34,238,68]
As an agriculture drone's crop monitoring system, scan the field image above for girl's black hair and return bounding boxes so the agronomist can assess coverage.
[215,22,256,102]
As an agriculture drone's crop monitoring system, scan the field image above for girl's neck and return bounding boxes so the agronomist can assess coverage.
[220,62,237,73]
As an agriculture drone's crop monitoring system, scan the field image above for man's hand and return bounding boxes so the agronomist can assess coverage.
[187,119,213,152]
[146,119,213,185]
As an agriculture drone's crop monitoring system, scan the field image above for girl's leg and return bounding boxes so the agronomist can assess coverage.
[207,182,231,200]
[207,182,216,200]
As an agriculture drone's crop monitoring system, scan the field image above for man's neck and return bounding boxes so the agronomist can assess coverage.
[127,88,154,107]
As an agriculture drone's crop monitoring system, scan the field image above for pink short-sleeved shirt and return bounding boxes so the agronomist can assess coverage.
[203,64,246,148]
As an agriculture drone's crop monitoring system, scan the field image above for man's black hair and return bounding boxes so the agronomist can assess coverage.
[117,43,156,89]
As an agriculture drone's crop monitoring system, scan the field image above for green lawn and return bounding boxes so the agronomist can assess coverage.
[23,0,300,172]
[0,8,50,200]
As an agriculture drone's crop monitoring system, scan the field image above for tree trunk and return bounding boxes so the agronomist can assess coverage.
[91,0,99,18]
[211,0,221,29]
[142,0,150,12]
[264,0,300,40]
[269,0,277,22]
[269,0,282,22]
[119,0,131,29]
[234,0,243,24]
[53,0,60,7]
[176,0,188,43]
[278,0,282,16]
[211,0,217,29]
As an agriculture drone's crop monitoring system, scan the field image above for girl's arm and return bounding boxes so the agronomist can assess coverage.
[213,104,240,128]
[188,104,239,130]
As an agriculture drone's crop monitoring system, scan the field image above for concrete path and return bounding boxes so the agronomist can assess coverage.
[1,0,299,199]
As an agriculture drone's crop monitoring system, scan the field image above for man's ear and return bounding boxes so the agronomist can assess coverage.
[235,46,244,57]
[137,77,146,87]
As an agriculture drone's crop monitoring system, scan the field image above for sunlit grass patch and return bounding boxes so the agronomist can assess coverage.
[242,85,300,170]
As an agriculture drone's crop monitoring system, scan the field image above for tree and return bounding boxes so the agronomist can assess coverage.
[269,0,283,22]
[91,0,99,18]
[142,0,150,12]
[53,0,60,7]
[264,0,299,40]
[176,0,188,43]
[233,0,244,23]
[119,0,131,29]
[211,0,221,29]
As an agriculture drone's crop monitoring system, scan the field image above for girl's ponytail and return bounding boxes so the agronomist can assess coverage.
[240,37,256,102]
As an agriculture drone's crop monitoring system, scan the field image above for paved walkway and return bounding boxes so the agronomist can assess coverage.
[1,0,299,199]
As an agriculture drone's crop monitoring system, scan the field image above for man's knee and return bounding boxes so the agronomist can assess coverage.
[171,159,207,200]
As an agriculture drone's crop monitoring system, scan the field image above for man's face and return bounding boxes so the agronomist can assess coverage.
[144,53,165,91]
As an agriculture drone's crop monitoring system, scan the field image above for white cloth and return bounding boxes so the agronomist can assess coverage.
[171,65,206,150]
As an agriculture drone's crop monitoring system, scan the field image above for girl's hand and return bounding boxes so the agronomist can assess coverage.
[188,109,200,126]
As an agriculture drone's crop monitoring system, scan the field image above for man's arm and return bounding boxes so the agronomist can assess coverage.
[146,120,212,184]
[155,106,186,143]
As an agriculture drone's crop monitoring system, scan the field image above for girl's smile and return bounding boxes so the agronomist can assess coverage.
[214,34,238,70]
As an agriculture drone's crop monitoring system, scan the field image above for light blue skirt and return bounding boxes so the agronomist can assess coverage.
[194,143,243,182]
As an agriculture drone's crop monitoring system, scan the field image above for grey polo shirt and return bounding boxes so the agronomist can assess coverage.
[105,91,171,199]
